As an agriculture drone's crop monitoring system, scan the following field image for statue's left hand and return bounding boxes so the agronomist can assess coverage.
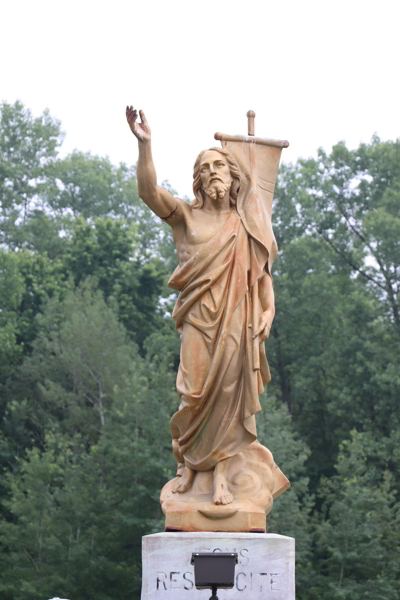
[253,309,274,342]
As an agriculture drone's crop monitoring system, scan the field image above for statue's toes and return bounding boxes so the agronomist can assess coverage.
[171,481,182,493]
[221,494,233,505]
[172,479,193,494]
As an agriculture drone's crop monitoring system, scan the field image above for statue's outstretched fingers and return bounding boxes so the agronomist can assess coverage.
[139,110,148,125]
[128,111,138,127]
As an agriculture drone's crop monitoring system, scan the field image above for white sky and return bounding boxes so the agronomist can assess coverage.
[2,0,399,198]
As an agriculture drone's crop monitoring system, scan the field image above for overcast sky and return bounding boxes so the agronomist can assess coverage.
[2,0,399,198]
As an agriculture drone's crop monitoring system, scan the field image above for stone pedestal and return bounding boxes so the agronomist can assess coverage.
[141,532,295,600]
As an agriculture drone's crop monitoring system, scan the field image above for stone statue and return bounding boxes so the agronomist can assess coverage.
[126,106,289,532]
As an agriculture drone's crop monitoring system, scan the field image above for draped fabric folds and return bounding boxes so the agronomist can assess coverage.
[168,182,276,471]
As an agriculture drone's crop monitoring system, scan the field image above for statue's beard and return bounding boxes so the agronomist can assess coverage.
[204,181,231,201]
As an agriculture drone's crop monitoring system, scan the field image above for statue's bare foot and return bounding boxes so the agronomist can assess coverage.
[213,473,233,505]
[172,466,195,493]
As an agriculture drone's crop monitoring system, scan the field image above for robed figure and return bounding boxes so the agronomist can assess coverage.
[126,107,289,531]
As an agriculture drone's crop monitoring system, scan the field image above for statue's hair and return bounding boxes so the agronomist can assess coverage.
[192,147,241,209]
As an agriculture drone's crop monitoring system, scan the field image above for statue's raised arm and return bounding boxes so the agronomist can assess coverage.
[126,106,181,221]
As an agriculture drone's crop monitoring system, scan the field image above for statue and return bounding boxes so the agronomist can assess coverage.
[126,106,290,532]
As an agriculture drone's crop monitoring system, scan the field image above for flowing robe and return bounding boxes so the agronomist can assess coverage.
[168,180,277,472]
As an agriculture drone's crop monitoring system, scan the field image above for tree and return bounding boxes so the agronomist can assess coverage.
[268,143,400,486]
[294,137,400,331]
[0,101,63,248]
[48,151,134,219]
[257,394,314,597]
[63,217,166,349]
[0,291,178,600]
[11,284,137,445]
[0,251,23,382]
[313,430,400,600]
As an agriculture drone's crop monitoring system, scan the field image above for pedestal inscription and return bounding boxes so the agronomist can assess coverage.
[141,532,295,600]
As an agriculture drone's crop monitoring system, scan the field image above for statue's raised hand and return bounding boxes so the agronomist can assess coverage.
[126,106,151,143]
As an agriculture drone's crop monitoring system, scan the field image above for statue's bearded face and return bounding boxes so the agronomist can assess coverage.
[199,150,232,202]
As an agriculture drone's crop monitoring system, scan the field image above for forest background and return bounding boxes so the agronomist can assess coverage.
[0,100,399,600]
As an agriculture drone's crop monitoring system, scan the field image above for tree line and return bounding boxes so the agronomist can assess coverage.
[0,100,399,600]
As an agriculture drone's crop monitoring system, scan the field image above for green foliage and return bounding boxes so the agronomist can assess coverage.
[270,144,400,488]
[313,431,400,599]
[63,217,165,348]
[292,137,400,330]
[0,251,23,381]
[48,151,131,218]
[257,394,314,593]
[0,100,63,248]
[0,290,177,600]
[14,250,69,351]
